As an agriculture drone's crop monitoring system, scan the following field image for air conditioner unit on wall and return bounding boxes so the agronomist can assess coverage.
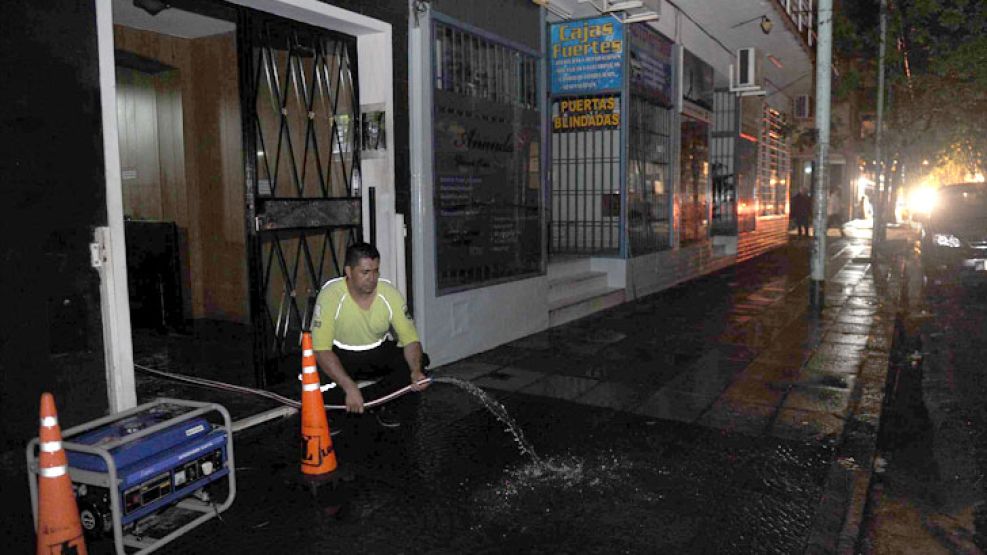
[735,47,761,88]
[794,94,813,119]
[729,47,765,97]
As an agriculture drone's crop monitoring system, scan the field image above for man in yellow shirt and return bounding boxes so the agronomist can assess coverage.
[311,242,428,427]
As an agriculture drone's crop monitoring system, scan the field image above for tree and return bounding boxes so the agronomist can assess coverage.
[835,0,987,173]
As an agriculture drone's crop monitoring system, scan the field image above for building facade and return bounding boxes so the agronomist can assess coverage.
[410,0,817,365]
[0,0,817,451]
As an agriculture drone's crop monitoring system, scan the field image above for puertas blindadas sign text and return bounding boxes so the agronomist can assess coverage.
[553,96,620,131]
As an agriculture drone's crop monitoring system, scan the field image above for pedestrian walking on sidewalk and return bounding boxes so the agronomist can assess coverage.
[827,187,846,238]
[311,242,429,429]
[792,187,811,238]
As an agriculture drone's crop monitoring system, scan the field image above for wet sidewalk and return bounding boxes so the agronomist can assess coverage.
[426,221,903,553]
[456,225,885,445]
[8,222,908,554]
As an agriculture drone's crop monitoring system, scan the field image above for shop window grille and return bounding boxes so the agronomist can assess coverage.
[550,98,622,255]
[711,90,738,235]
[757,106,791,216]
[433,23,537,109]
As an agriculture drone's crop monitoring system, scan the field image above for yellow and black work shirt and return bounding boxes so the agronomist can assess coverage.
[310,278,419,352]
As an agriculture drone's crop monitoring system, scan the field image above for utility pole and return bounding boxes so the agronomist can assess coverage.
[872,0,888,244]
[810,0,834,308]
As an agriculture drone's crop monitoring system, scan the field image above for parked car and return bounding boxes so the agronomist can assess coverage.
[919,182,987,286]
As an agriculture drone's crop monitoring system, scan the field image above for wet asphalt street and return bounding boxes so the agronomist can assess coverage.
[6,222,943,553]
[860,232,987,554]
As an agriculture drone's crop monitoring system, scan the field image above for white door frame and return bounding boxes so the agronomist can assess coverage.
[94,0,395,411]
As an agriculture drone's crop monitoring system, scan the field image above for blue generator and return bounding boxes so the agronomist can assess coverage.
[27,398,237,555]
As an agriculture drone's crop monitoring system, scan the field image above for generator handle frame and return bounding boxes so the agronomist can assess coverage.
[26,397,237,555]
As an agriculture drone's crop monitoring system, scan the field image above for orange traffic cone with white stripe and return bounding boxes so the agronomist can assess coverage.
[300,332,337,476]
[35,392,87,555]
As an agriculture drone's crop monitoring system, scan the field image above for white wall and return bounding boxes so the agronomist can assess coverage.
[648,8,732,82]
[625,245,735,299]
[422,278,550,366]
[356,31,403,296]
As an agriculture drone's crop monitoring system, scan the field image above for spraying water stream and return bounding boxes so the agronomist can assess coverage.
[430,376,556,470]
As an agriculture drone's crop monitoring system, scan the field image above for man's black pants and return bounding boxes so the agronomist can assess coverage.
[323,341,411,407]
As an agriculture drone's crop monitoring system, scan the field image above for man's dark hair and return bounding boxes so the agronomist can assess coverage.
[345,242,380,268]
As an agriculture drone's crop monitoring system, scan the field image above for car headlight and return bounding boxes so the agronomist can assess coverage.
[933,233,962,248]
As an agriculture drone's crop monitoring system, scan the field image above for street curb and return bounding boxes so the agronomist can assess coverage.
[804,252,904,554]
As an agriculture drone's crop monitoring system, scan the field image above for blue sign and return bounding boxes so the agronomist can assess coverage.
[550,16,624,95]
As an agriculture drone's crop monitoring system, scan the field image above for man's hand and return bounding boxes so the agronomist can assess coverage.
[410,370,429,391]
[404,342,428,391]
[316,350,363,412]
[344,386,365,413]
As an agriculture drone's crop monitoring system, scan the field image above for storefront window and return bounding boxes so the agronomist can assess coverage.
[432,22,541,294]
[626,23,674,255]
[627,97,672,254]
[679,116,710,244]
[736,135,758,232]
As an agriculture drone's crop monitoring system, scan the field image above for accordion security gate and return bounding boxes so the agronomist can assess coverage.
[240,15,362,385]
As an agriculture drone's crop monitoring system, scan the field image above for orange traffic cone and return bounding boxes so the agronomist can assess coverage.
[300,333,337,476]
[35,392,87,555]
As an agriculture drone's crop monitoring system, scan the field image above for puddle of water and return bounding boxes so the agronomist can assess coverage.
[468,450,666,525]
[430,377,676,524]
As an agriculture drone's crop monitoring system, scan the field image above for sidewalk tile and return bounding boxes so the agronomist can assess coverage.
[815,341,868,359]
[698,399,775,436]
[719,378,790,409]
[508,353,593,374]
[866,334,892,352]
[519,374,598,401]
[468,346,535,367]
[662,350,744,388]
[829,322,873,335]
[634,389,715,423]
[661,371,734,400]
[851,287,879,297]
[842,307,880,318]
[473,366,544,393]
[715,344,758,362]
[845,296,880,309]
[825,294,851,306]
[506,331,556,351]
[805,352,863,375]
[574,381,648,410]
[797,369,856,391]
[582,358,681,387]
[584,329,629,345]
[782,384,851,414]
[770,407,845,443]
[756,344,814,366]
[435,360,500,381]
[823,332,870,347]
[734,360,802,384]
